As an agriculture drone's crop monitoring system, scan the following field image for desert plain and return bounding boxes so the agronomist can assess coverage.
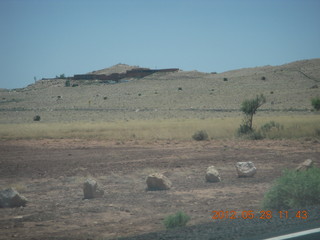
[0,59,320,240]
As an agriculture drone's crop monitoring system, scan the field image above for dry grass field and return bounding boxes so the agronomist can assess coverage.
[0,59,320,240]
[0,115,319,140]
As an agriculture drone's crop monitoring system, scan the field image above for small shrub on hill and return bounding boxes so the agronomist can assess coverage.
[192,130,209,141]
[311,97,320,111]
[65,80,71,87]
[33,115,41,121]
[163,211,190,229]
[262,167,320,210]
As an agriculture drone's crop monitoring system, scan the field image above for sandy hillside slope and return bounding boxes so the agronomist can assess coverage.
[0,59,319,123]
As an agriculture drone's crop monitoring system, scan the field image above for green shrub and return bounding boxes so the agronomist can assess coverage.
[260,121,284,138]
[236,123,264,140]
[163,211,190,229]
[33,115,41,121]
[65,80,71,87]
[237,123,253,135]
[247,130,264,140]
[238,94,266,134]
[311,97,320,111]
[192,130,209,141]
[262,167,320,210]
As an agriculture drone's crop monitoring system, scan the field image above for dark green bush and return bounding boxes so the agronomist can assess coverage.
[237,123,253,135]
[163,211,190,229]
[33,115,41,121]
[239,94,266,132]
[192,130,209,141]
[311,97,320,111]
[262,167,320,210]
[237,126,264,140]
[65,80,71,87]
[248,131,264,140]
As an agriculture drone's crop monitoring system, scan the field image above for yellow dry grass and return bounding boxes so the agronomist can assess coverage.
[0,115,319,140]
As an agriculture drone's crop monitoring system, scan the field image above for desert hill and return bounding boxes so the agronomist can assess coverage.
[89,63,139,75]
[0,59,319,123]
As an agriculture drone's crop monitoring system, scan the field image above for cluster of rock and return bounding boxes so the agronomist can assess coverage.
[144,161,258,191]
[0,159,314,208]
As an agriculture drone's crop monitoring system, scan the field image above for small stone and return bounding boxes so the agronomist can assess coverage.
[296,159,313,172]
[83,179,104,199]
[205,166,221,183]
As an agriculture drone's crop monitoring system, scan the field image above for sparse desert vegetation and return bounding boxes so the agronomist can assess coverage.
[311,97,320,111]
[0,115,319,141]
[163,211,191,229]
[0,60,319,240]
[263,166,320,210]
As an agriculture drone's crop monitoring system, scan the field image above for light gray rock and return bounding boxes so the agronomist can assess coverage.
[0,188,28,208]
[236,162,257,177]
[146,173,172,190]
[83,178,104,199]
[296,159,313,172]
[205,166,221,182]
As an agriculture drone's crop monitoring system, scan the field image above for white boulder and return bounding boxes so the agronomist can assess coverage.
[205,166,221,182]
[236,162,257,177]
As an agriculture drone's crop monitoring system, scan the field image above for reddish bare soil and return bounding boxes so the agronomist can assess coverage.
[0,139,319,240]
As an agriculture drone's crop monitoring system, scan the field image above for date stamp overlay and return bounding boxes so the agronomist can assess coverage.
[211,210,308,220]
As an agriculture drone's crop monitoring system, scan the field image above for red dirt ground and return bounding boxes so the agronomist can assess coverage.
[0,139,319,240]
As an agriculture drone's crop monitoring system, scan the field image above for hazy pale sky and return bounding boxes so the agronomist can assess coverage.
[1,0,320,89]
